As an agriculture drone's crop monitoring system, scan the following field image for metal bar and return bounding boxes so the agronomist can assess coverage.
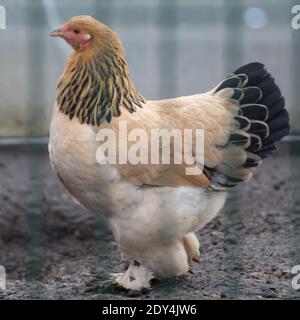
[24,0,48,298]
[222,0,245,299]
[157,0,179,99]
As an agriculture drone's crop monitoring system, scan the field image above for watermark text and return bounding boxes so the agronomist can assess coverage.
[0,5,6,30]
[95,121,205,176]
[292,5,300,30]
[0,265,6,290]
[292,265,300,290]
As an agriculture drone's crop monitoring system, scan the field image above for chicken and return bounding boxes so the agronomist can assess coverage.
[49,16,290,291]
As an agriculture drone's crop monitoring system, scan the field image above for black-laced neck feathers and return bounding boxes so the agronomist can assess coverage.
[56,29,144,126]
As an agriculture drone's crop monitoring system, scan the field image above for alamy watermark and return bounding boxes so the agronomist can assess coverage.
[0,5,6,30]
[291,265,300,290]
[292,5,300,30]
[0,265,6,290]
[95,121,205,176]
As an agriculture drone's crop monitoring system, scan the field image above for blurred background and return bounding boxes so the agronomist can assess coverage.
[0,0,299,137]
[1,0,300,300]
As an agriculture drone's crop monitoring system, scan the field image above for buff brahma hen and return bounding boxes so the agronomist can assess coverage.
[49,16,290,291]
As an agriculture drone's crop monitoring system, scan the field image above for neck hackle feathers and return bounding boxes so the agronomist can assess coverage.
[56,16,144,126]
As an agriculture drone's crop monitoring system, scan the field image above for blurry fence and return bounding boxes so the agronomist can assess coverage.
[0,0,299,136]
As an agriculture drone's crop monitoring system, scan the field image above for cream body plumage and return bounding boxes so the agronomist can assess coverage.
[49,16,290,290]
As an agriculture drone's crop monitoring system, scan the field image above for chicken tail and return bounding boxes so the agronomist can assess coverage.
[210,62,290,190]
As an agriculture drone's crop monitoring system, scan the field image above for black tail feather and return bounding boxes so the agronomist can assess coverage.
[232,62,290,160]
[212,62,290,189]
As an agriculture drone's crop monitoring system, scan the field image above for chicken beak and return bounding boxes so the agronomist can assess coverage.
[50,28,63,37]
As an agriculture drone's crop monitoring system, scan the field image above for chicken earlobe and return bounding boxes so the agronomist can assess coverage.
[56,47,144,126]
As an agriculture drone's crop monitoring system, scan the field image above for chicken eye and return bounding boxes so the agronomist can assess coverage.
[73,29,80,34]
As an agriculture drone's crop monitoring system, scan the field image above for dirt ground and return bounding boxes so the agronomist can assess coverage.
[0,141,300,300]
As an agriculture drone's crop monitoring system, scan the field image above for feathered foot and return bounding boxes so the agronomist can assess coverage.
[110,261,154,291]
[183,232,201,263]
